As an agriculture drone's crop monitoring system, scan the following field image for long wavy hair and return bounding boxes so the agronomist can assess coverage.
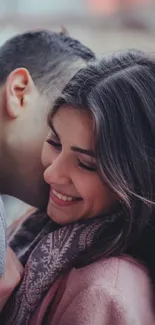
[50,50,155,277]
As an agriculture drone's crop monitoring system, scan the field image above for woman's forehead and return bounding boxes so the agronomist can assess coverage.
[52,106,94,147]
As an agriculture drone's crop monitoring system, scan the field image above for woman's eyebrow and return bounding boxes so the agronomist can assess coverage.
[71,146,95,157]
[48,119,59,139]
[47,118,94,157]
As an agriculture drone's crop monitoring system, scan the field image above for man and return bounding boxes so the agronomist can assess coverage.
[0,30,94,208]
[0,30,94,294]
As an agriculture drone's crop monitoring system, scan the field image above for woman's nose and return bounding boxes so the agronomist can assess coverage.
[43,154,71,186]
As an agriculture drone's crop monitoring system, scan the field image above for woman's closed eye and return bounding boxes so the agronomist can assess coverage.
[46,138,97,172]
[78,159,97,172]
[46,138,62,150]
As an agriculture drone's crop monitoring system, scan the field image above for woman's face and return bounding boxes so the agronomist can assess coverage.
[42,106,117,225]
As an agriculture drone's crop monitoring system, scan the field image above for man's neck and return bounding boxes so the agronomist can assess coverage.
[0,85,14,195]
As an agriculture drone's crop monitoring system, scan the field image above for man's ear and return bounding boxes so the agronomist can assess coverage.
[5,68,36,119]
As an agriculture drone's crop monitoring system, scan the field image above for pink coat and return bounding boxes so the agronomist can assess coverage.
[28,255,155,325]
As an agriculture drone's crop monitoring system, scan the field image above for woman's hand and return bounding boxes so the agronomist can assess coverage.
[0,247,24,312]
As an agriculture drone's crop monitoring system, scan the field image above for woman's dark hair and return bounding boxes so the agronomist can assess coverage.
[50,50,155,276]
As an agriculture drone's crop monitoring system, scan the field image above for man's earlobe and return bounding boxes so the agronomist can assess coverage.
[5,68,34,118]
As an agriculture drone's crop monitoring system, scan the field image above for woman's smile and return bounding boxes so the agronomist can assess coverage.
[50,188,82,207]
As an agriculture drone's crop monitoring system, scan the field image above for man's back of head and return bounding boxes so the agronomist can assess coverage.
[0,30,94,208]
[0,30,94,95]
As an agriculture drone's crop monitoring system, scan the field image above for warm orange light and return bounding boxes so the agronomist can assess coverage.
[87,0,151,14]
[88,0,117,14]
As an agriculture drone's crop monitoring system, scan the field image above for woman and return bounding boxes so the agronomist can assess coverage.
[2,50,155,324]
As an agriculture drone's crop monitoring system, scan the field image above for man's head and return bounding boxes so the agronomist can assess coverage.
[0,30,94,208]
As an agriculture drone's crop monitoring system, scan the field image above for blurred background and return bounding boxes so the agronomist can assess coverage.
[0,0,155,53]
[2,0,155,223]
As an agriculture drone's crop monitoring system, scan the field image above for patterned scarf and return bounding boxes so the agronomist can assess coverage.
[1,209,124,325]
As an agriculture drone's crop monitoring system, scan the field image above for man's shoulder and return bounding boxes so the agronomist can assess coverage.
[0,196,6,276]
[0,195,5,223]
[7,207,36,240]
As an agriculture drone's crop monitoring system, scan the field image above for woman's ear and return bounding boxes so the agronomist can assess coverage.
[5,68,36,119]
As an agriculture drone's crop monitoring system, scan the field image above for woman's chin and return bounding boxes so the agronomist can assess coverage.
[46,200,85,225]
[47,206,70,225]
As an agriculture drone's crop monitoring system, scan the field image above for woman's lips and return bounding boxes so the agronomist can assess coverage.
[50,189,82,207]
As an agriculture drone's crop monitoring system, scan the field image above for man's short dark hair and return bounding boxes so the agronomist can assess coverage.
[0,30,95,96]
